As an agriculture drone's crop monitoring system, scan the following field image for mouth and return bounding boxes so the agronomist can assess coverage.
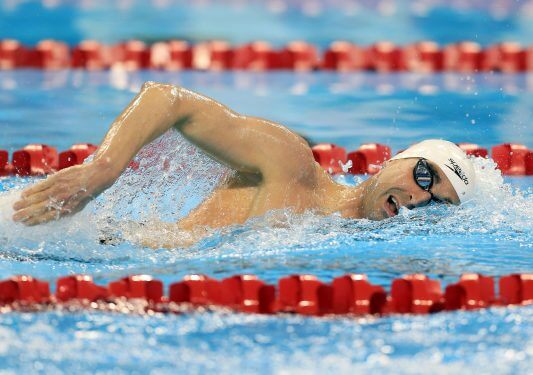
[384,194,400,218]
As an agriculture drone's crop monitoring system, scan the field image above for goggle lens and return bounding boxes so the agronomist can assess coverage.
[414,159,433,191]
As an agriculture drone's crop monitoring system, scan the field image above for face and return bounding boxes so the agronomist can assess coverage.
[360,158,461,220]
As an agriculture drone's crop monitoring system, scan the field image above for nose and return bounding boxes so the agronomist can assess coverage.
[408,189,433,208]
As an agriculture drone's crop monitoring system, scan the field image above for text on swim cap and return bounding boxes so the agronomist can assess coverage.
[444,158,469,185]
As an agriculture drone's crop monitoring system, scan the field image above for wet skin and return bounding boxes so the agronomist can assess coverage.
[12,82,459,247]
[177,157,459,231]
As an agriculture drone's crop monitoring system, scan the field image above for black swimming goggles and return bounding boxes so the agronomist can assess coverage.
[413,158,434,192]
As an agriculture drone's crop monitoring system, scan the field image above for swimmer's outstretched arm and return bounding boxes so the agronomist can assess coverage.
[13,81,314,225]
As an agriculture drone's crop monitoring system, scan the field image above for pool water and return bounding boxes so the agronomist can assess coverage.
[1,0,532,46]
[0,70,531,373]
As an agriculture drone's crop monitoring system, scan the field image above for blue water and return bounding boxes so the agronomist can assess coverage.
[0,70,531,373]
[1,0,532,46]
[1,70,532,152]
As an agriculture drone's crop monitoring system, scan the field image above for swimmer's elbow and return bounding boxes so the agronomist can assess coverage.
[140,81,162,93]
[140,81,189,113]
[141,81,183,97]
[141,80,169,91]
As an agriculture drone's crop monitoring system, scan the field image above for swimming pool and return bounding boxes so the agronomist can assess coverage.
[0,69,531,373]
[1,0,532,47]
[1,0,533,371]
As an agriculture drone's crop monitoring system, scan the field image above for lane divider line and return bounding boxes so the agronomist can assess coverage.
[0,273,531,317]
[1,39,532,73]
[1,142,531,176]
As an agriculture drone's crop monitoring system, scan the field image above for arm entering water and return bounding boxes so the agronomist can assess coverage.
[12,82,313,225]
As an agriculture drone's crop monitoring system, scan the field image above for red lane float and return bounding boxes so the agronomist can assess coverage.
[403,41,444,73]
[347,143,391,175]
[58,143,97,170]
[0,150,8,176]
[281,41,319,71]
[0,40,29,69]
[1,39,531,72]
[0,273,531,317]
[191,41,234,71]
[321,41,367,71]
[491,143,530,175]
[0,276,50,304]
[311,143,347,174]
[499,274,533,305]
[482,42,528,73]
[444,41,483,72]
[526,151,533,176]
[55,275,108,302]
[390,274,443,314]
[32,40,70,70]
[112,40,151,71]
[71,40,110,70]
[368,41,405,72]
[233,41,280,71]
[220,275,276,314]
[331,274,386,314]
[12,144,58,176]
[444,274,495,310]
[277,275,333,316]
[167,41,194,70]
[149,41,194,71]
[169,274,223,305]
[207,41,234,71]
[109,275,163,303]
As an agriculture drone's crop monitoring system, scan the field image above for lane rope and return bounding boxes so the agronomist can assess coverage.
[0,40,532,73]
[1,142,531,177]
[0,273,531,317]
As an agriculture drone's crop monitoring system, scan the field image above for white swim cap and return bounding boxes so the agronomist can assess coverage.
[390,139,476,203]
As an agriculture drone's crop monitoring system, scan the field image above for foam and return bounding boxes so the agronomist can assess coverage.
[0,190,19,224]
[0,186,103,260]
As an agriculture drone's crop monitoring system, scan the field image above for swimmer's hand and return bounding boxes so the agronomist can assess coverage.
[12,160,113,225]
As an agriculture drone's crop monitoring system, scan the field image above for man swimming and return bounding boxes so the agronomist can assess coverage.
[11,82,476,247]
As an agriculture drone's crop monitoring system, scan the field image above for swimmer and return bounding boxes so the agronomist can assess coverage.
[11,82,476,247]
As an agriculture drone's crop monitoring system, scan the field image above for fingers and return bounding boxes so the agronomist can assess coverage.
[10,165,94,227]
[24,210,61,226]
[13,175,57,210]
[20,176,55,198]
[13,189,52,211]
[13,200,69,226]
[13,200,53,223]
[13,194,83,225]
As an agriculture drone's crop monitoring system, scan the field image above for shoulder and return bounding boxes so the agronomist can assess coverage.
[260,129,319,184]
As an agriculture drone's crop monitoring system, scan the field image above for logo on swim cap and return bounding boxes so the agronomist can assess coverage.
[444,158,469,185]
